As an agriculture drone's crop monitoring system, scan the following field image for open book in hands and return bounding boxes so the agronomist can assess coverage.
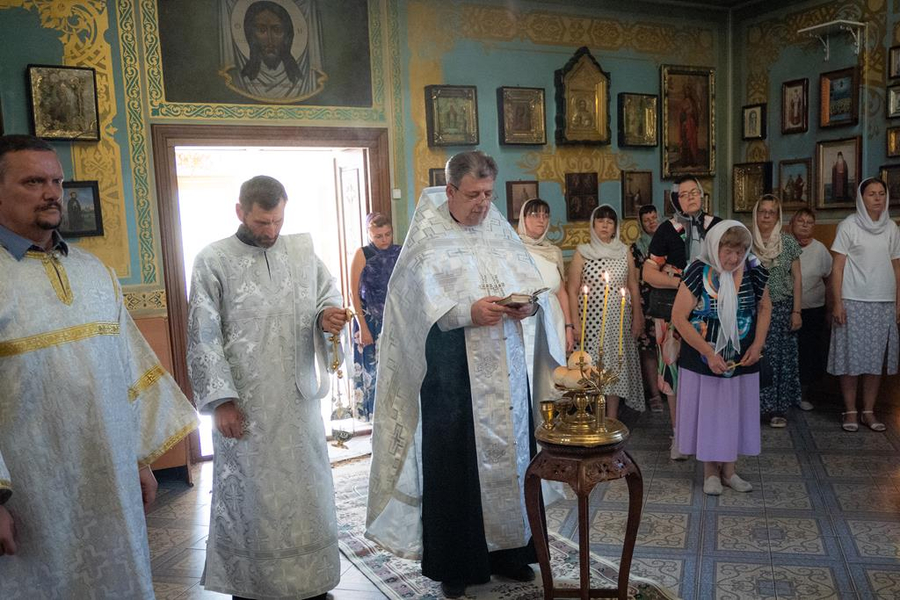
[495,287,550,309]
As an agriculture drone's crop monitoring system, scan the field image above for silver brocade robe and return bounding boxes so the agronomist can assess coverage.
[0,247,198,599]
[187,233,343,599]
[365,187,565,559]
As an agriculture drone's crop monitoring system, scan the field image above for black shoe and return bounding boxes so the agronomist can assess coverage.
[441,580,466,598]
[494,563,535,582]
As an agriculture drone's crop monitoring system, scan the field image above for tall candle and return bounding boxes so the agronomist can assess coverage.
[618,288,627,356]
[599,272,611,350]
[579,285,589,352]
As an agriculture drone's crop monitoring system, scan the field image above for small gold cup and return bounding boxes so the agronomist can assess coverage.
[540,400,557,430]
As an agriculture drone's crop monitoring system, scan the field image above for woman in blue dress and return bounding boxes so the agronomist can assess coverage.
[350,212,401,420]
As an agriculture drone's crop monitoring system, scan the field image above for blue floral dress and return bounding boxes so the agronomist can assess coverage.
[353,243,401,420]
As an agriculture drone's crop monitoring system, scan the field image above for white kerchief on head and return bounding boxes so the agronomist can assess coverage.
[855,178,891,234]
[751,196,783,268]
[698,219,751,356]
[577,205,627,260]
[516,198,564,276]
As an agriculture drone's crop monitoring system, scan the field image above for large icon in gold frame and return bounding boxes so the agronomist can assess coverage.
[555,46,611,146]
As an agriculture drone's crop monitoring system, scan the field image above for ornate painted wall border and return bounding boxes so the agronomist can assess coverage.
[117,0,158,284]
[138,0,388,123]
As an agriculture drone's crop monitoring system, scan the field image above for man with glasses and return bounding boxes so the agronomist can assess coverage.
[789,208,832,411]
[367,151,565,598]
[643,176,720,460]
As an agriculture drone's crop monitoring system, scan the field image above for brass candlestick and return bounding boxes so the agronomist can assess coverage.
[536,349,629,447]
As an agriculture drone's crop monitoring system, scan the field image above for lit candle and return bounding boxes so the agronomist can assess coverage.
[618,288,627,356]
[599,272,611,350]
[579,285,589,352]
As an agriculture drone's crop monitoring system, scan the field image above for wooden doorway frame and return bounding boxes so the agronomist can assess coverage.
[151,124,390,461]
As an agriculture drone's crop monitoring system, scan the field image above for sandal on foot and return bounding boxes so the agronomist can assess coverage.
[722,473,753,493]
[861,411,886,432]
[841,411,859,432]
[703,476,723,496]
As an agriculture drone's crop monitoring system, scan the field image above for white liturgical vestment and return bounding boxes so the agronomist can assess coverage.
[0,244,198,599]
[187,233,343,599]
[365,187,565,558]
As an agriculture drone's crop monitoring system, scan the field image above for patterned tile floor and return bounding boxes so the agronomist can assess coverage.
[150,393,900,600]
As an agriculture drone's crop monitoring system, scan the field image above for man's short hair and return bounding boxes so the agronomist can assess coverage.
[445,151,498,187]
[239,175,288,211]
[0,135,55,181]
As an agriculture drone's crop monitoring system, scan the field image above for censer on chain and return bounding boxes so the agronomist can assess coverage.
[329,308,355,449]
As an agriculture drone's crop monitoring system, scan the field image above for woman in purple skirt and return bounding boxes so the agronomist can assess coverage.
[671,221,772,496]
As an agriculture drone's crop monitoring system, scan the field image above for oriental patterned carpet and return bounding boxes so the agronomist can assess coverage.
[333,457,675,600]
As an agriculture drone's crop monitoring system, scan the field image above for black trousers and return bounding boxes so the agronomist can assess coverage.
[420,324,536,584]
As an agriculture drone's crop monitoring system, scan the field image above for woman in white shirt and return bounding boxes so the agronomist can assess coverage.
[517,198,574,403]
[828,178,900,432]
[789,208,832,411]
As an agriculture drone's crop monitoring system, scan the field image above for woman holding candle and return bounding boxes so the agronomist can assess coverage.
[828,178,900,432]
[567,205,644,418]
[751,195,802,428]
[671,221,771,495]
[516,198,574,404]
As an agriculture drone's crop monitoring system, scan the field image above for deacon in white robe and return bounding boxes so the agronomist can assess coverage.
[366,151,565,598]
[0,135,198,599]
[187,175,347,600]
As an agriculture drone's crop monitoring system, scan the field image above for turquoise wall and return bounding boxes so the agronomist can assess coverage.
[398,0,729,236]
[733,0,896,221]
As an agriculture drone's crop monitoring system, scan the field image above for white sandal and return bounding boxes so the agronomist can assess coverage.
[861,411,886,432]
[841,411,858,432]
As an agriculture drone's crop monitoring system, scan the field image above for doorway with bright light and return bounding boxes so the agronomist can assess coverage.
[151,125,391,460]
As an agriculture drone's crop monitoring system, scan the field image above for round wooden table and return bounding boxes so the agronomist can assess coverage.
[524,440,643,600]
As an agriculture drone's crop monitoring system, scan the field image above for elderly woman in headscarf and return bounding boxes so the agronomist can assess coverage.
[671,220,771,496]
[751,195,802,429]
[567,205,644,419]
[643,176,720,459]
[631,204,664,412]
[516,198,574,399]
[828,178,900,432]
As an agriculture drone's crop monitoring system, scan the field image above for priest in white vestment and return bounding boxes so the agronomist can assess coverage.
[0,135,199,599]
[187,175,348,600]
[366,151,565,599]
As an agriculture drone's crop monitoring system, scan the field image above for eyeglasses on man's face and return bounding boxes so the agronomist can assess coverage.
[449,182,496,203]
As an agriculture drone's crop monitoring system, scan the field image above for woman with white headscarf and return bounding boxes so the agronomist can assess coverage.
[567,205,645,418]
[751,195,802,428]
[828,178,900,432]
[516,198,574,399]
[671,220,772,495]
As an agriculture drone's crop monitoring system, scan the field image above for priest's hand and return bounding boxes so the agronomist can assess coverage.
[321,307,350,335]
[139,465,158,511]
[215,400,244,439]
[471,296,509,326]
[0,505,16,556]
[506,303,536,321]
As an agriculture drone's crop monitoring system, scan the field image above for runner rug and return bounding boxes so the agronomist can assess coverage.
[334,457,677,600]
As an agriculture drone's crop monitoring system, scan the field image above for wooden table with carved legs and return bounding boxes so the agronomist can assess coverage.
[524,441,642,600]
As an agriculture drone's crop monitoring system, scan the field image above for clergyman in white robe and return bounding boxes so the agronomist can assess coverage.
[366,185,565,585]
[187,231,342,599]
[0,230,199,599]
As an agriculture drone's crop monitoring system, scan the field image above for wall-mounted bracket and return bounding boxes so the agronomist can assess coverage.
[797,20,866,61]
